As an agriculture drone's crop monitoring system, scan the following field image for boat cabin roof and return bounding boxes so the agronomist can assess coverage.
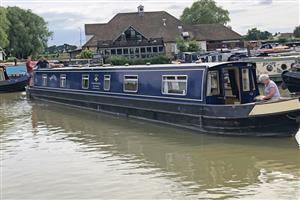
[37,62,253,71]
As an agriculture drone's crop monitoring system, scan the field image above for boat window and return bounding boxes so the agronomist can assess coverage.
[207,71,219,96]
[242,68,250,91]
[82,75,89,89]
[162,75,187,95]
[0,68,5,81]
[42,74,47,86]
[104,75,111,91]
[123,75,138,92]
[60,74,66,88]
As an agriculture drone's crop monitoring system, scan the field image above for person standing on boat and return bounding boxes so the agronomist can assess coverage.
[26,56,34,86]
[258,74,281,101]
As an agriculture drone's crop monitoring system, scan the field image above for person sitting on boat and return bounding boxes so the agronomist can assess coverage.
[36,57,49,69]
[35,57,64,69]
[257,74,281,101]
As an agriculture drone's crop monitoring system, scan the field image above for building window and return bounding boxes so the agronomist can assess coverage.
[60,74,66,88]
[111,49,116,55]
[129,48,134,55]
[82,75,89,89]
[159,46,164,52]
[207,71,219,96]
[104,49,110,55]
[153,46,158,53]
[141,47,146,53]
[135,48,140,54]
[242,68,250,91]
[123,75,138,93]
[147,47,152,53]
[104,75,111,91]
[42,74,47,86]
[162,75,187,95]
[123,48,129,55]
[117,49,122,55]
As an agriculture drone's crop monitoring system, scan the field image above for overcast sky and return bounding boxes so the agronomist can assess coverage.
[2,0,299,46]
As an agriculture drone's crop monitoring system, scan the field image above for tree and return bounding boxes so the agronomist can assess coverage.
[176,39,188,52]
[5,7,52,58]
[180,0,230,25]
[244,28,272,40]
[45,44,77,54]
[176,39,201,52]
[0,7,9,48]
[294,25,300,38]
[187,40,200,52]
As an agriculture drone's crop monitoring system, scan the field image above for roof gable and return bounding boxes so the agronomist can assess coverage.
[84,11,242,47]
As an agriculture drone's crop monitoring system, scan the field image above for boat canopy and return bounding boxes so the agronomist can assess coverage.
[205,62,259,105]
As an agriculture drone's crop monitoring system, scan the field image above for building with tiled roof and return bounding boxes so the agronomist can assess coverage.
[83,5,243,58]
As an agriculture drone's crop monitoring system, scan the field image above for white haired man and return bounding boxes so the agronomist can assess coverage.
[257,74,281,101]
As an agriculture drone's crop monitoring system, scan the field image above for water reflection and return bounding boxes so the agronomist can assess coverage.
[1,92,300,199]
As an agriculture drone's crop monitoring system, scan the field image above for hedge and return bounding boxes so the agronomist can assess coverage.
[107,55,171,66]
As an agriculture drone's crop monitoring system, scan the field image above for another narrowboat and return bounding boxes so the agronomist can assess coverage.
[0,65,29,93]
[27,62,300,137]
[282,69,300,94]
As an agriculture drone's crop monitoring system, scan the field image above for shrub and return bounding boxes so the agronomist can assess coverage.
[79,49,93,59]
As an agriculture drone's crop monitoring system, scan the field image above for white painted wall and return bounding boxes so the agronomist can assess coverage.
[0,52,4,61]
[197,41,207,52]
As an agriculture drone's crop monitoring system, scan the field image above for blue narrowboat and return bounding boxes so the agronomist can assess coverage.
[27,62,300,137]
[0,65,29,93]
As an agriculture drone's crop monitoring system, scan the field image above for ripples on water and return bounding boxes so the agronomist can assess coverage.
[1,92,300,199]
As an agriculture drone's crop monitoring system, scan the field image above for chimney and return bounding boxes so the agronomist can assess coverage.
[138,5,144,16]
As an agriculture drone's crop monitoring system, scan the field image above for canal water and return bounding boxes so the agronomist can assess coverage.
[1,92,299,199]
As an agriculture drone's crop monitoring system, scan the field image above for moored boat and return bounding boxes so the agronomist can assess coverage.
[282,67,300,94]
[27,62,300,137]
[0,65,29,93]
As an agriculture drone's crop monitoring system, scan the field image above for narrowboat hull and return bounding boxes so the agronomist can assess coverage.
[27,87,300,137]
[0,76,29,93]
[282,71,300,93]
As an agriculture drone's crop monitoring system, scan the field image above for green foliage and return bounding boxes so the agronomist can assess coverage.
[45,44,77,54]
[4,6,52,59]
[0,7,9,48]
[176,39,188,52]
[79,49,93,59]
[244,28,272,40]
[187,40,200,52]
[176,39,200,52]
[107,55,171,66]
[278,37,287,44]
[180,0,230,25]
[294,25,300,38]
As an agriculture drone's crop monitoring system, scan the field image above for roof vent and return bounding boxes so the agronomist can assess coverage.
[162,18,167,26]
[138,5,144,16]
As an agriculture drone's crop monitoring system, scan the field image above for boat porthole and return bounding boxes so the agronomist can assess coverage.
[281,64,287,70]
[266,65,273,72]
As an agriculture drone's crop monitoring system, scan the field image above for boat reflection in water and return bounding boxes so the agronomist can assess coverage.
[30,102,300,199]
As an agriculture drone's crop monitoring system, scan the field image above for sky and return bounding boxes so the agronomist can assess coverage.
[1,0,300,46]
